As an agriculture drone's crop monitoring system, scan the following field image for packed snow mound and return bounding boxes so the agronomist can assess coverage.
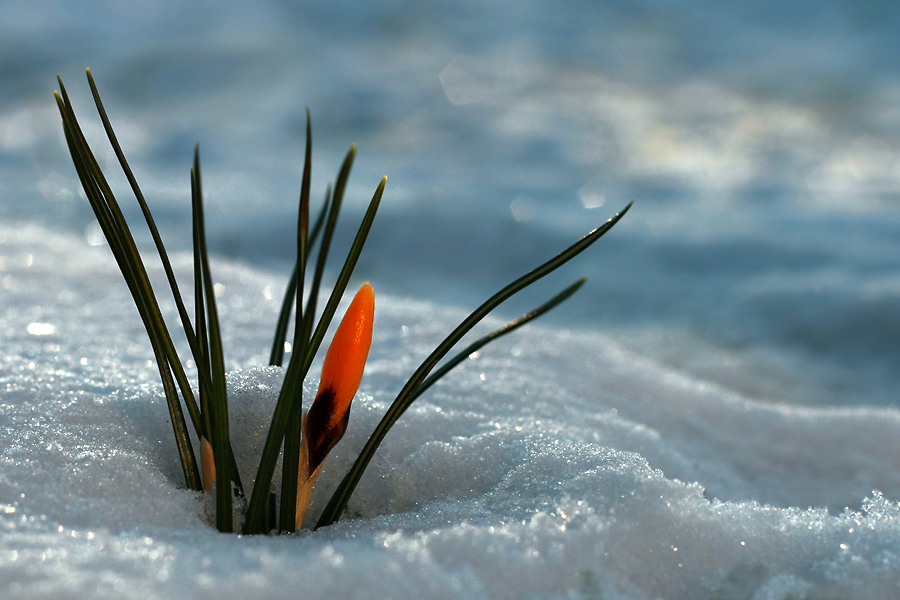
[3,223,900,599]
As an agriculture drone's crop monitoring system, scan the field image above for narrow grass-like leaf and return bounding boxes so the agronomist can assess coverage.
[270,265,298,368]
[244,176,386,534]
[54,82,202,490]
[278,405,303,533]
[269,140,351,370]
[301,146,356,346]
[300,176,385,379]
[62,77,204,443]
[269,190,331,367]
[192,149,244,500]
[294,110,312,350]
[269,265,299,368]
[192,159,213,442]
[85,70,213,432]
[278,112,313,533]
[411,277,586,406]
[56,81,199,479]
[316,202,632,527]
[193,155,233,532]
[265,492,278,534]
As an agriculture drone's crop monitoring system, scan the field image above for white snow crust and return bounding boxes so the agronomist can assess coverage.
[4,224,900,600]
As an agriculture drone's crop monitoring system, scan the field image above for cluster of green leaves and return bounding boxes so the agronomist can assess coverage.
[55,69,631,534]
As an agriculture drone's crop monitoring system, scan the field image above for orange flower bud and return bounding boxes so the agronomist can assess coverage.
[303,282,375,477]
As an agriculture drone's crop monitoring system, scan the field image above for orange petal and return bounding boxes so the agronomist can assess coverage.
[303,282,375,476]
[200,436,216,492]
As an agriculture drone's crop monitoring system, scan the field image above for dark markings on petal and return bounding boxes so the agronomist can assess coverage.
[304,387,350,477]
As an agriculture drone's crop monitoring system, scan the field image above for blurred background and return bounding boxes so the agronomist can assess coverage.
[2,0,900,407]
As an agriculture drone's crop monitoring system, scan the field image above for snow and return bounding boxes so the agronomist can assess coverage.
[4,224,900,599]
[4,0,900,597]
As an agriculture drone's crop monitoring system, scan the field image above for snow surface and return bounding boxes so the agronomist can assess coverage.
[4,0,900,597]
[4,224,900,600]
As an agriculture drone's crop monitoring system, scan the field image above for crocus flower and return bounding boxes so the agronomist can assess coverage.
[296,282,375,526]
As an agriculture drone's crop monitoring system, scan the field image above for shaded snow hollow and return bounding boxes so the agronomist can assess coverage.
[3,224,900,599]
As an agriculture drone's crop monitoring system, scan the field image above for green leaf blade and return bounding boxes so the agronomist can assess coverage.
[316,202,632,527]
